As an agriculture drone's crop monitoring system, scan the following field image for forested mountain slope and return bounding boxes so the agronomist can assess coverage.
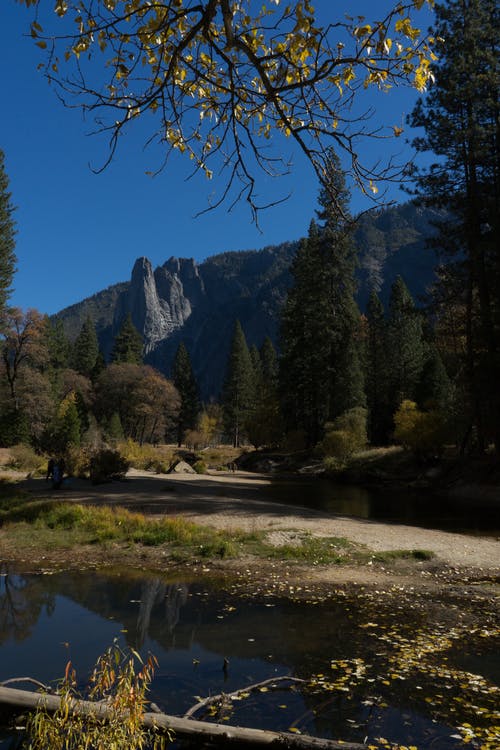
[54,202,441,398]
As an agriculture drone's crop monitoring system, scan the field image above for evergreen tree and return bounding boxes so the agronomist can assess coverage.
[246,337,283,448]
[280,151,362,446]
[92,350,107,381]
[408,0,499,449]
[74,390,90,437]
[111,313,143,364]
[106,412,125,443]
[44,317,70,383]
[332,332,366,418]
[222,320,255,447]
[249,344,262,385]
[0,149,16,320]
[172,341,200,446]
[416,347,451,410]
[72,316,99,377]
[260,337,279,384]
[366,290,391,444]
[386,277,425,415]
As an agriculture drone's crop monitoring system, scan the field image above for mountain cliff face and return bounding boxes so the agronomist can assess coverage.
[119,257,205,353]
[54,202,440,399]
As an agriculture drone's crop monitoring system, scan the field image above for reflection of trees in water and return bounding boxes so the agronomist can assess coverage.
[136,581,189,647]
[0,564,55,644]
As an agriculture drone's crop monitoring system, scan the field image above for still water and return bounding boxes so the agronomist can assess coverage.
[0,567,498,749]
[264,479,500,536]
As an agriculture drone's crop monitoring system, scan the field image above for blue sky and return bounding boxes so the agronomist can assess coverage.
[2,1,434,315]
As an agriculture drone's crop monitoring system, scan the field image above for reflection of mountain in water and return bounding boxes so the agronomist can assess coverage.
[136,580,189,647]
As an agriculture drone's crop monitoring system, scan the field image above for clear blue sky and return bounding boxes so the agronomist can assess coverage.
[1,1,434,315]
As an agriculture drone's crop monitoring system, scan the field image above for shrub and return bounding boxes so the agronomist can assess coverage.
[118,439,174,470]
[146,460,170,474]
[393,400,447,458]
[319,408,367,461]
[89,449,129,484]
[322,455,345,473]
[320,430,359,462]
[184,429,205,450]
[332,407,367,446]
[8,444,45,474]
[63,445,90,478]
[192,460,207,474]
[25,641,168,750]
[117,439,157,469]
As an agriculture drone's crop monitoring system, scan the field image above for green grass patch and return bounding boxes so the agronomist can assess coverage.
[261,534,355,564]
[0,499,262,559]
[0,491,435,567]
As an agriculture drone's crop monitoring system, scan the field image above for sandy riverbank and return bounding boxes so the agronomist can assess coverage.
[0,468,496,590]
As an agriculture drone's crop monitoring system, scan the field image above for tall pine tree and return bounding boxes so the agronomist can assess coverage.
[0,149,16,320]
[280,151,363,447]
[72,316,99,377]
[386,277,425,415]
[366,290,391,444]
[45,317,70,376]
[409,0,499,449]
[222,320,255,447]
[172,341,200,446]
[246,337,283,448]
[111,313,143,364]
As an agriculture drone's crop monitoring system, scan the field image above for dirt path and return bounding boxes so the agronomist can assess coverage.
[12,469,499,582]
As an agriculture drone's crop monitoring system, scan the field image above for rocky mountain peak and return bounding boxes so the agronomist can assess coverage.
[123,255,205,354]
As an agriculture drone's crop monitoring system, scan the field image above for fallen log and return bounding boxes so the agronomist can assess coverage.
[0,685,366,749]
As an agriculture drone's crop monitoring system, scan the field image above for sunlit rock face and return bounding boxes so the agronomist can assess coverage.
[126,257,205,354]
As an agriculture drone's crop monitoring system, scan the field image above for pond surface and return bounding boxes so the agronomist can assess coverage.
[264,479,500,536]
[0,567,498,749]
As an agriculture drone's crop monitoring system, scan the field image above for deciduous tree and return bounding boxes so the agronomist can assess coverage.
[96,363,179,443]
[0,308,47,411]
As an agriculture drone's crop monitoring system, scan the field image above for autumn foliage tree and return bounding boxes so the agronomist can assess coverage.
[96,363,180,444]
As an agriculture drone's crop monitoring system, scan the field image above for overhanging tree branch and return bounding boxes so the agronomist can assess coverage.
[19,0,437,218]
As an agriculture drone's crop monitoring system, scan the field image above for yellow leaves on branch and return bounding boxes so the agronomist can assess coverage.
[17,0,438,198]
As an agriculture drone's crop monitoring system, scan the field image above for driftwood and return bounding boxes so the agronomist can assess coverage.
[184,675,307,719]
[0,684,367,749]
